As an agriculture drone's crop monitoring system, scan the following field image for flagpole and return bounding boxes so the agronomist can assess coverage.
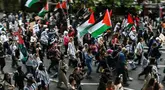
[66,0,70,29]
[59,2,67,20]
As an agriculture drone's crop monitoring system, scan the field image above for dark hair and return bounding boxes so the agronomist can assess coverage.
[154,82,160,90]
[149,57,156,65]
[152,43,157,47]
[128,41,132,45]
[114,76,122,85]
[139,38,143,42]
[147,78,155,87]
[27,76,34,84]
[69,77,75,84]
[38,63,44,70]
[87,48,92,53]
[3,73,11,85]
[107,80,113,87]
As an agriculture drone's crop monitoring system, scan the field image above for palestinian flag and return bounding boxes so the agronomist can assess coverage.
[38,3,49,17]
[15,32,28,63]
[124,13,134,31]
[88,9,112,38]
[25,0,39,8]
[56,1,67,9]
[77,12,95,37]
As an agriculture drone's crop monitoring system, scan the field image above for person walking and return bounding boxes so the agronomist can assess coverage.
[36,63,50,90]
[85,48,94,79]
[0,43,5,74]
[134,38,144,65]
[63,31,69,56]
[68,37,77,67]
[57,56,69,89]
[13,66,25,90]
[1,73,15,90]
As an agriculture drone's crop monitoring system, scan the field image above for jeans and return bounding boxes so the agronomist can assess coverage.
[86,63,92,76]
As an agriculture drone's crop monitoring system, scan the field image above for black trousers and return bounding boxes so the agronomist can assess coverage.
[12,55,19,68]
[0,58,5,72]
[117,68,128,83]
[135,54,142,65]
[138,66,151,78]
[48,60,59,72]
[64,45,68,55]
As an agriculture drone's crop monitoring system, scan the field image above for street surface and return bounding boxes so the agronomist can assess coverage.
[1,48,165,90]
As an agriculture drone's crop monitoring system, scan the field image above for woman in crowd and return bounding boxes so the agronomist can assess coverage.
[114,75,124,90]
[1,73,15,90]
[106,80,115,90]
[69,77,77,90]
[13,66,25,90]
[63,31,69,56]
[57,55,69,89]
[68,37,77,67]
[36,63,50,90]
[85,48,94,79]
[0,43,5,74]
[134,38,144,65]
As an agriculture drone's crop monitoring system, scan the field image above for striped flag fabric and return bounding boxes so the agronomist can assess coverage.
[77,12,95,38]
[25,0,39,8]
[56,1,67,9]
[124,13,134,31]
[88,9,112,38]
[14,31,28,63]
[38,3,49,17]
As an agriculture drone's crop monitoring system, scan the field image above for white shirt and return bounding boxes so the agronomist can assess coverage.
[0,34,8,43]
[136,42,143,54]
[10,44,17,56]
[129,31,137,41]
[67,42,76,56]
[30,36,37,43]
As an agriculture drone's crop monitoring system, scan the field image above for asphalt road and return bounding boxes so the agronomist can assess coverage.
[1,50,165,90]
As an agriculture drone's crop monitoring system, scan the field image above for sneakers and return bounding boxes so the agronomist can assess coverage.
[128,77,133,81]
[86,75,92,79]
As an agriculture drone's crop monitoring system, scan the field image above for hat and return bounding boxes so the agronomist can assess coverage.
[64,31,68,35]
[107,49,113,54]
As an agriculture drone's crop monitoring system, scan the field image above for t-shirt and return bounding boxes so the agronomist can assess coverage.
[24,83,37,90]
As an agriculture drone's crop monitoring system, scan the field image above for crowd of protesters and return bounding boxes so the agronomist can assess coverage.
[0,9,164,90]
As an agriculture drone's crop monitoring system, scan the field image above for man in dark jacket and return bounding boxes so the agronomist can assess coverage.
[0,43,5,74]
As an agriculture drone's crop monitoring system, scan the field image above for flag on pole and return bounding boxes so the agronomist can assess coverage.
[88,9,112,38]
[25,0,39,8]
[14,31,28,63]
[124,13,134,30]
[109,10,112,17]
[77,12,95,37]
[38,3,49,17]
[55,1,67,9]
